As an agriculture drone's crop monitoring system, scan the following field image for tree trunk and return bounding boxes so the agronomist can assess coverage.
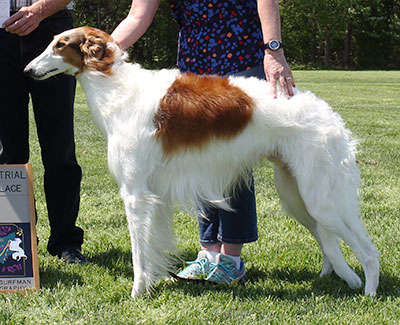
[324,32,330,67]
[310,11,317,64]
[343,19,353,68]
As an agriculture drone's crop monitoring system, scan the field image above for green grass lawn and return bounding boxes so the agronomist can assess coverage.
[1,71,399,324]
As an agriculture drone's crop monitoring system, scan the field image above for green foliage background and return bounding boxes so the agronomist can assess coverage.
[72,0,400,70]
[73,0,179,69]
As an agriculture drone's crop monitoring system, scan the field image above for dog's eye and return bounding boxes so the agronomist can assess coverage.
[55,41,66,49]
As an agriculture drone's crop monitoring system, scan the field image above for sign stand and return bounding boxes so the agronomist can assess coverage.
[0,164,40,293]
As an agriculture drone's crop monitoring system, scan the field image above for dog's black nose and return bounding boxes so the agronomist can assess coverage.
[23,67,32,76]
[23,67,33,77]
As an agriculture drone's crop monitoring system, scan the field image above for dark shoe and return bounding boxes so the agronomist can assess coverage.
[58,248,87,265]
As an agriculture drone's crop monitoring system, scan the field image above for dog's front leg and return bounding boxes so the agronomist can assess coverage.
[123,192,175,297]
[123,194,152,297]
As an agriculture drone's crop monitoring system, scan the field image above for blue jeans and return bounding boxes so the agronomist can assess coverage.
[0,11,84,256]
[198,65,266,245]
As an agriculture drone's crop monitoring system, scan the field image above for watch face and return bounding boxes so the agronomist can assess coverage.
[269,40,280,50]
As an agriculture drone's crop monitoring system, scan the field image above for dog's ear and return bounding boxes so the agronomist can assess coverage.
[80,35,107,60]
[80,34,114,74]
[65,32,87,52]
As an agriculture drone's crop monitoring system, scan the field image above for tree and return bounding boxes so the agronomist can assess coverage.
[73,0,179,69]
[350,0,400,69]
[280,0,400,69]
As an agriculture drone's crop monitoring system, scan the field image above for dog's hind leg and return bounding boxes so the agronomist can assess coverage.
[325,218,380,296]
[315,224,363,289]
[288,154,379,295]
[273,162,334,276]
[273,162,371,291]
[123,192,175,297]
[274,163,363,290]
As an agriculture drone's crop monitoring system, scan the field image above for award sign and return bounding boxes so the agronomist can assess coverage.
[0,164,39,292]
[0,0,10,26]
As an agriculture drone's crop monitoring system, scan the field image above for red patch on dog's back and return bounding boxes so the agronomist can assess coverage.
[154,73,254,155]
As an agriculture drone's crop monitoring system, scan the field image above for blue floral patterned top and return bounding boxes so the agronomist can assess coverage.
[169,0,264,75]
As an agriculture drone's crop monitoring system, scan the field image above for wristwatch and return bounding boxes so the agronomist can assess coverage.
[263,40,282,51]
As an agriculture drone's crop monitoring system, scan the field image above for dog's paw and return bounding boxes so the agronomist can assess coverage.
[319,260,334,277]
[347,273,362,289]
[131,280,147,298]
[364,288,376,297]
[131,287,145,298]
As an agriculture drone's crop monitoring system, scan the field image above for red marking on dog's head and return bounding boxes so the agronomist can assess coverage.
[52,26,116,75]
[154,73,254,155]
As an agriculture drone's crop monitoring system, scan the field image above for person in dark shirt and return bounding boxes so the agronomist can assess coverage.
[1,0,86,264]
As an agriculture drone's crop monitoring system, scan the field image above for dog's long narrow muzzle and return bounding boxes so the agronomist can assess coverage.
[23,66,58,80]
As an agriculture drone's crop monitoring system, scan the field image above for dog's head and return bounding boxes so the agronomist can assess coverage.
[24,26,125,80]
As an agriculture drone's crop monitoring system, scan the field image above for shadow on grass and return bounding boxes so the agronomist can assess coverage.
[39,248,133,289]
[156,268,355,300]
[45,246,399,299]
[89,248,134,279]
[159,265,400,300]
[39,265,85,289]
[157,249,400,300]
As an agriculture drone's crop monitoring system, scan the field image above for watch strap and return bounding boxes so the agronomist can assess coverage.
[263,40,282,51]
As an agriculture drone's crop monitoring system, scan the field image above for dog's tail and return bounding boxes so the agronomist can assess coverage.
[257,93,360,229]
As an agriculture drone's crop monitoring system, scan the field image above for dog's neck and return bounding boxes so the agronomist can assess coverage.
[77,61,150,136]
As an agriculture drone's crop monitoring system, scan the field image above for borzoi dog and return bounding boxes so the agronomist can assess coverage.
[24,27,379,297]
